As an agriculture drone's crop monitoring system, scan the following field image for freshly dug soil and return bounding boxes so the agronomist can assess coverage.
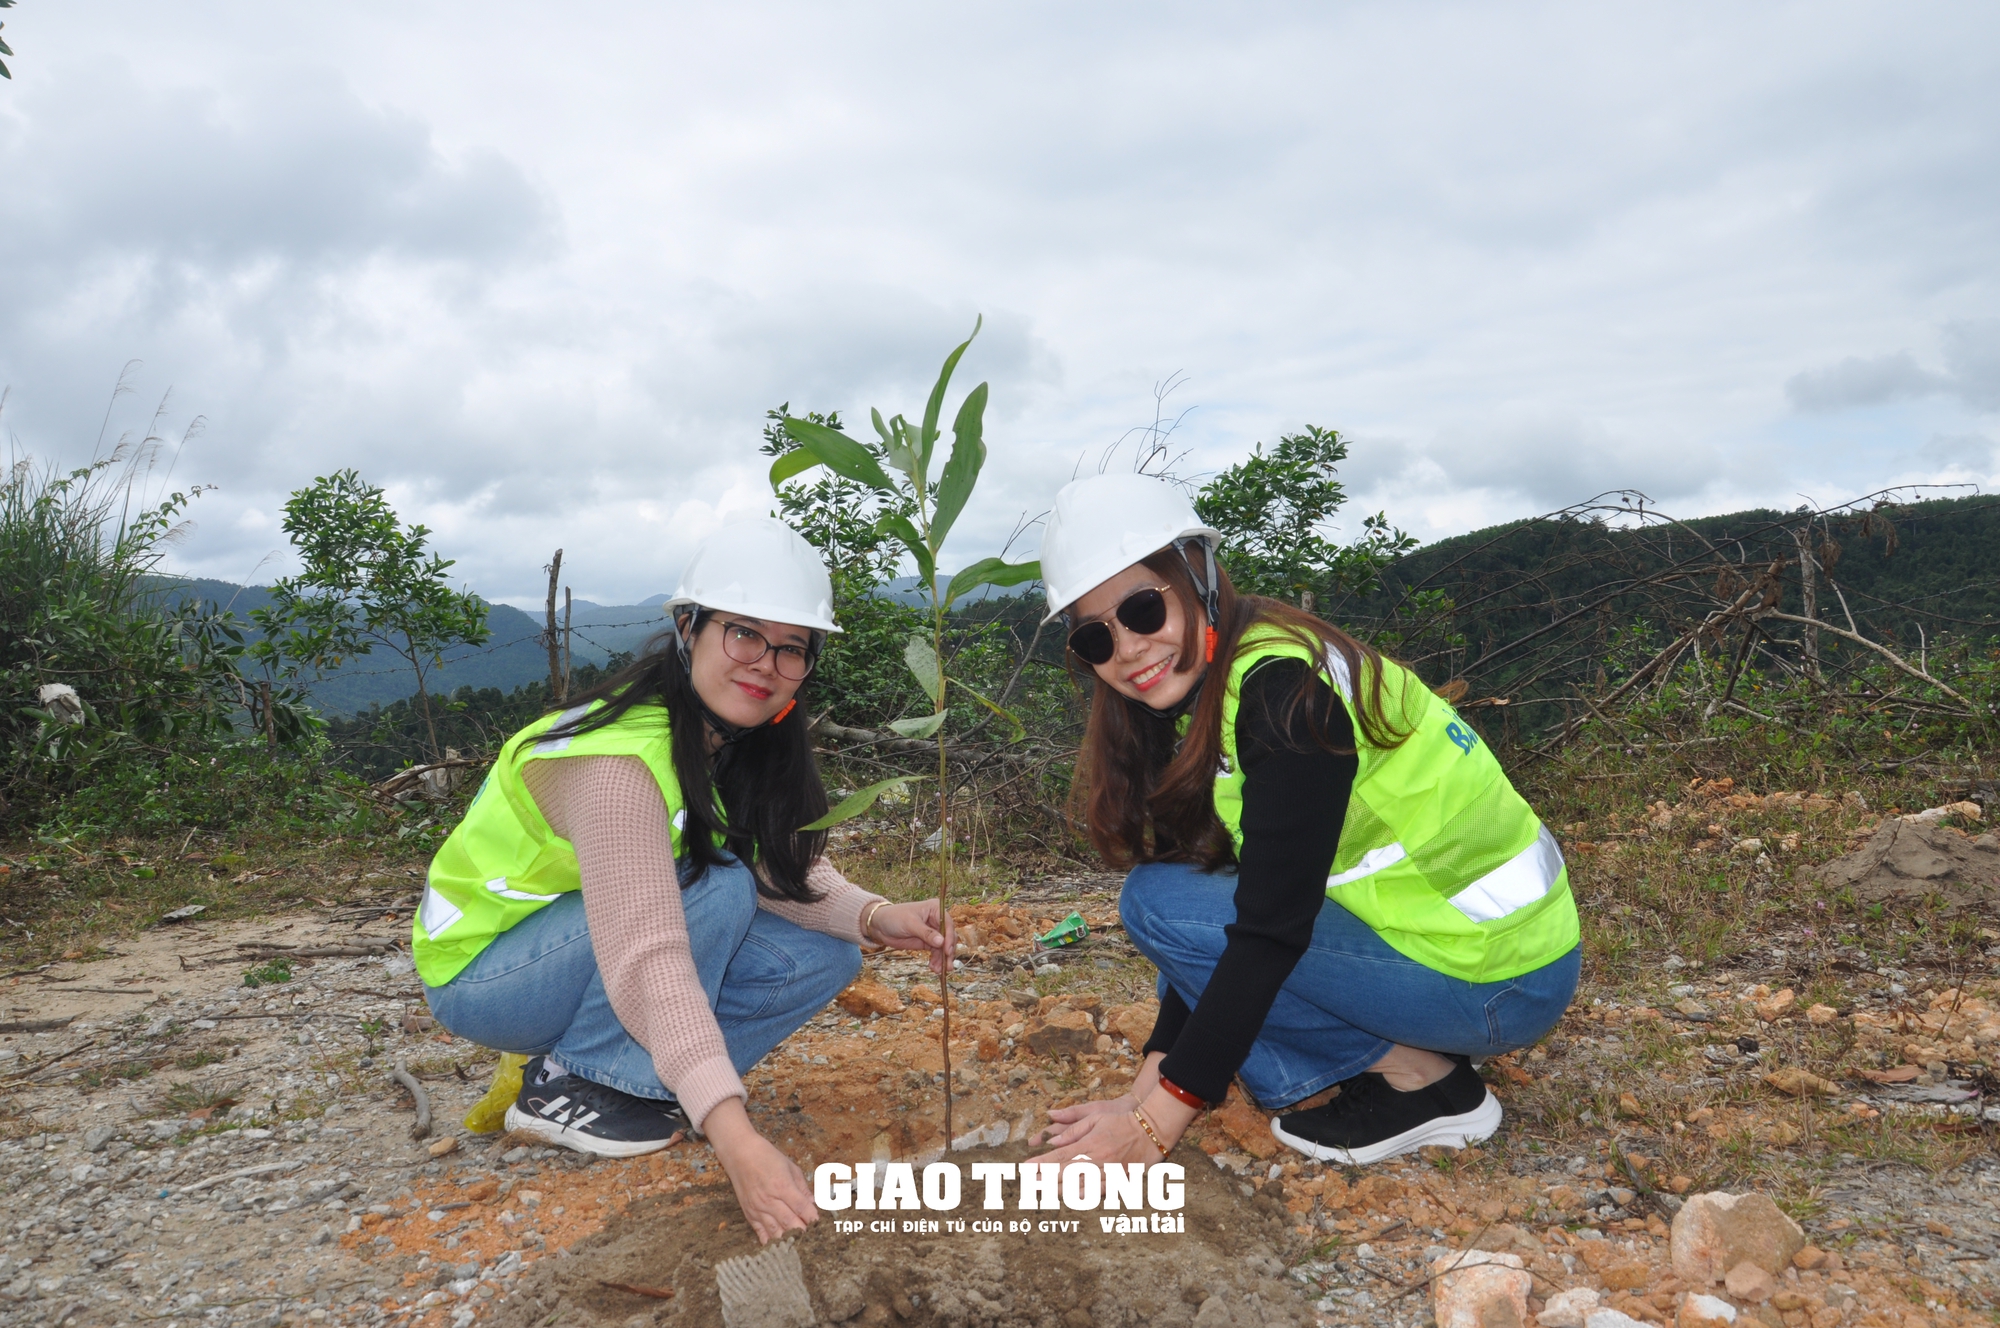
[484,1142,1319,1328]
[1819,819,2000,915]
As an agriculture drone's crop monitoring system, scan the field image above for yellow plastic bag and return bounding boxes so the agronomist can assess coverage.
[463,1052,529,1133]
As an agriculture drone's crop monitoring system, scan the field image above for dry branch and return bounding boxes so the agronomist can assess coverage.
[810,716,1045,766]
[392,1056,432,1140]
[1756,610,1976,711]
[369,757,489,804]
[236,937,403,958]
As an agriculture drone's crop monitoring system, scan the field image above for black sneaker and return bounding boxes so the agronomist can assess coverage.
[1269,1058,1501,1165]
[503,1057,689,1158]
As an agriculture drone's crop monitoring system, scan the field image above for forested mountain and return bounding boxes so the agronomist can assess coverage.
[152,579,675,715]
[153,493,1999,718]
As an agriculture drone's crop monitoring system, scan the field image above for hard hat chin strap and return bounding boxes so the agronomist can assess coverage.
[1174,538,1221,663]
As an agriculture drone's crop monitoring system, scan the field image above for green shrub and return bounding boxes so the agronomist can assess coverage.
[1,446,253,829]
[241,957,294,988]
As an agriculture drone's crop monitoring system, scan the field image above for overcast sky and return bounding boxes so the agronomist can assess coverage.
[2,2,1996,606]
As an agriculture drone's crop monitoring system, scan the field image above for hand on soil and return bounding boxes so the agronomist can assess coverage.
[1027,1092,1160,1165]
[868,899,956,975]
[704,1101,819,1244]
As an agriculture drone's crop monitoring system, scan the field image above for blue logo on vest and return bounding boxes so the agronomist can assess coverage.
[1445,721,1478,754]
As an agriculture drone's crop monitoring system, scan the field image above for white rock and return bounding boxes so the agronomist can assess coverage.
[1679,1293,1739,1328]
[1584,1311,1647,1328]
[1537,1287,1602,1328]
[1431,1250,1531,1328]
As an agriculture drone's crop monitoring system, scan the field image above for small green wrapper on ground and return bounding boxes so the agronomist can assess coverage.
[1034,911,1089,950]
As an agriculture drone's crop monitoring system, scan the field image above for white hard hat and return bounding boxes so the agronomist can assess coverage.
[663,517,841,633]
[1038,473,1221,624]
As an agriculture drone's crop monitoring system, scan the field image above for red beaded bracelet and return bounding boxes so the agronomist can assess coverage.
[1157,1075,1206,1111]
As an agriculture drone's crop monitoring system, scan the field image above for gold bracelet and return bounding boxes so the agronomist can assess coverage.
[859,899,889,946]
[1131,1107,1170,1159]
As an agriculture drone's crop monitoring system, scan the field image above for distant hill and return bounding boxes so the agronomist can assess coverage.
[144,573,1026,715]
[155,492,1996,718]
[150,579,675,716]
[1341,492,2000,708]
[878,574,1027,606]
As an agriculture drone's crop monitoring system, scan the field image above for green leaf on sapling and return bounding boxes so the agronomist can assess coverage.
[781,416,895,492]
[887,713,947,739]
[947,677,1026,743]
[904,635,943,708]
[918,315,982,476]
[929,382,988,548]
[874,514,935,584]
[768,448,822,490]
[944,557,1041,608]
[800,775,930,831]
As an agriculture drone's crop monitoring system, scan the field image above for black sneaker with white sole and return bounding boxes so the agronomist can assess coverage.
[503,1057,690,1158]
[1269,1057,1501,1165]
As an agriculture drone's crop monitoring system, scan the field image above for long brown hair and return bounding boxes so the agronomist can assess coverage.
[540,611,829,903]
[1069,548,1414,871]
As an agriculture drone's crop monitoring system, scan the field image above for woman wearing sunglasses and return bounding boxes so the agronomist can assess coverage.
[1026,473,1578,1169]
[415,518,953,1244]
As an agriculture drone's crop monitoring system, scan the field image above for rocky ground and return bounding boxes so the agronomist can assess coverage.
[0,790,1996,1328]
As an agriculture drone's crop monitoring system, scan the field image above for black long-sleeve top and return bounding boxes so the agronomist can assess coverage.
[1142,657,1357,1104]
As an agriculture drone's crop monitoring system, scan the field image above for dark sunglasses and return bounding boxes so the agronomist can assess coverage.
[1066,586,1174,665]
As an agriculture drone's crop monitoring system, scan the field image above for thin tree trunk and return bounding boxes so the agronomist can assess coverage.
[934,608,954,1147]
[544,549,565,701]
[563,587,574,699]
[260,680,276,752]
[408,640,441,762]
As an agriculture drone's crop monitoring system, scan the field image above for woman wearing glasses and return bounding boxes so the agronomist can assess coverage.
[1025,474,1578,1169]
[415,518,953,1244]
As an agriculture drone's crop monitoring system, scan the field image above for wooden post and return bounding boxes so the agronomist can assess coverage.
[1793,523,1821,681]
[562,587,574,699]
[544,550,564,701]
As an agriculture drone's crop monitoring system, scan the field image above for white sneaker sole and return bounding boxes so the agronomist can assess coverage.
[1269,1090,1503,1166]
[503,1103,683,1158]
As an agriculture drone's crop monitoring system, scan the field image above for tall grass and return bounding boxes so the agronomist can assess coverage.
[0,412,250,829]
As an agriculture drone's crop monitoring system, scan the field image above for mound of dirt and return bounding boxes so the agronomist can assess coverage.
[1819,818,2000,915]
[483,1142,1318,1328]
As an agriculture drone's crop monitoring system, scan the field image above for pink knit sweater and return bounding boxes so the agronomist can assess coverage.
[521,754,884,1130]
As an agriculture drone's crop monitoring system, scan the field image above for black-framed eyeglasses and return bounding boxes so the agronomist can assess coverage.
[715,619,817,681]
[1065,586,1174,665]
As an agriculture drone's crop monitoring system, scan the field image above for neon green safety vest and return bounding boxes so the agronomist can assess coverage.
[411,701,696,987]
[1196,628,1578,984]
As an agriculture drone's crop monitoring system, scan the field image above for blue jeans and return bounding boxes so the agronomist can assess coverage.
[1120,861,1579,1109]
[423,857,861,1101]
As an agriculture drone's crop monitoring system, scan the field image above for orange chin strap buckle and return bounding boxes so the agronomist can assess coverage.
[1204,626,1218,663]
[771,699,797,725]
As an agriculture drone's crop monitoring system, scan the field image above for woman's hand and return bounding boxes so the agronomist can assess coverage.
[702,1098,818,1244]
[1027,1075,1197,1167]
[865,900,956,975]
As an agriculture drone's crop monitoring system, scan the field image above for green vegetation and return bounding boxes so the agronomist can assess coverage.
[1,445,267,831]
[322,658,629,781]
[251,468,491,761]
[1193,424,1415,607]
[241,957,295,988]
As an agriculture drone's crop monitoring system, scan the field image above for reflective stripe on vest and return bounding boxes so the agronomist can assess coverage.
[1315,824,1565,924]
[1204,627,1579,983]
[411,700,692,987]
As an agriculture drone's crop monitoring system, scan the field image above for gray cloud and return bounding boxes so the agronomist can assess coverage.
[1786,320,2000,416]
[1941,320,2000,412]
[1785,353,1948,412]
[1918,431,1996,469]
[1,2,1997,603]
